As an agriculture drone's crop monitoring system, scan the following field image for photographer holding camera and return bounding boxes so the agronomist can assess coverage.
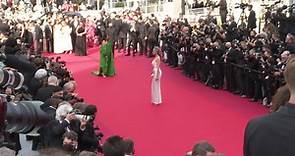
[247,5,257,31]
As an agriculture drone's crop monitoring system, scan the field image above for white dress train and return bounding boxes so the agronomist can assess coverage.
[53,24,64,54]
[61,26,73,52]
[151,56,162,105]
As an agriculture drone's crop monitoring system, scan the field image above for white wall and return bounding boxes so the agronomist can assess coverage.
[162,0,182,18]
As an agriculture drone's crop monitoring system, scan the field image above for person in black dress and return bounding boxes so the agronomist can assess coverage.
[75,21,87,56]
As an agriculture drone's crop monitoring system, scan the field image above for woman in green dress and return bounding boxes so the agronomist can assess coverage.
[92,37,115,77]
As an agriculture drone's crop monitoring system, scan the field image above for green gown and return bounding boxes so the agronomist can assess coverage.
[100,41,115,76]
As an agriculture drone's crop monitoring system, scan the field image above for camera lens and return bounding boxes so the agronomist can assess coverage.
[5,101,50,134]
[0,69,24,90]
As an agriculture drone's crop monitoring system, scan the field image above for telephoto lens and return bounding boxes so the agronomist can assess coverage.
[0,69,24,90]
[5,100,50,134]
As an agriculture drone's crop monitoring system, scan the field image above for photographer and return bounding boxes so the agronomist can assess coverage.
[43,102,78,148]
[73,102,102,152]
[247,5,257,31]
[225,16,238,42]
[28,68,48,97]
[218,0,227,24]
[35,75,63,102]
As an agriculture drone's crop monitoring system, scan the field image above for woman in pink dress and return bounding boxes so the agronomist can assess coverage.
[86,18,96,48]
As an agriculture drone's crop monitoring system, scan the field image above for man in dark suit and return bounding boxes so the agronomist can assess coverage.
[112,15,122,49]
[43,103,79,148]
[136,18,147,55]
[244,57,295,156]
[226,16,238,41]
[146,21,159,57]
[44,20,53,52]
[34,75,63,102]
[247,5,256,31]
[118,22,129,53]
[126,22,138,56]
[34,20,43,55]
[70,16,79,53]
[219,0,227,24]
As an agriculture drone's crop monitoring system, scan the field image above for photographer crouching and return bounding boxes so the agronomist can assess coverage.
[41,102,102,154]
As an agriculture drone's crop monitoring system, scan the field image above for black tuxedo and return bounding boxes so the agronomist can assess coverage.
[34,25,43,54]
[118,22,130,52]
[219,0,227,24]
[136,22,147,54]
[244,103,295,156]
[112,18,122,44]
[226,21,238,41]
[44,24,52,52]
[127,28,138,56]
[70,20,79,52]
[147,24,159,56]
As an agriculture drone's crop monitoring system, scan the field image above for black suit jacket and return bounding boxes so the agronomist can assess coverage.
[136,22,146,39]
[34,85,59,102]
[28,77,42,96]
[35,25,43,41]
[44,24,52,39]
[147,25,158,41]
[119,22,130,39]
[44,119,80,148]
[112,19,122,41]
[244,103,295,156]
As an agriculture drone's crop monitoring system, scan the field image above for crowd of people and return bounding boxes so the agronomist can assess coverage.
[0,1,104,156]
[159,8,294,108]
[0,27,106,156]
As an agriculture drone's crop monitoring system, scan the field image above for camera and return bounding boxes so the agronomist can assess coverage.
[235,3,250,10]
[75,114,94,122]
[0,69,25,90]
[70,109,95,122]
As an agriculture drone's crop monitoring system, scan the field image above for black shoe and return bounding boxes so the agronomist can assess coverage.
[212,85,219,89]
[233,91,240,95]
[125,54,131,56]
[250,98,258,102]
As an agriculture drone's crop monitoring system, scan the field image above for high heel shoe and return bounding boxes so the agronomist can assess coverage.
[91,71,100,76]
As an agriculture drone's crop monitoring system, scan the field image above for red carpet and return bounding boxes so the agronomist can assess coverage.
[46,47,267,156]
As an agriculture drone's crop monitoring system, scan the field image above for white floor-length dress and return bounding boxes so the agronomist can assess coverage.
[53,24,64,54]
[61,25,73,52]
[151,56,162,105]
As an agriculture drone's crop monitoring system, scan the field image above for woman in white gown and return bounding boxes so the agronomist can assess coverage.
[60,20,73,53]
[53,22,64,54]
[151,47,162,105]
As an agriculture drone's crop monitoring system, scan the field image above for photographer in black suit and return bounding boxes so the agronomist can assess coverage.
[247,5,256,31]
[244,57,295,156]
[218,0,227,24]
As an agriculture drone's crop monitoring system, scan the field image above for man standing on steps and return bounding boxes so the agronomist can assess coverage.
[244,57,295,156]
